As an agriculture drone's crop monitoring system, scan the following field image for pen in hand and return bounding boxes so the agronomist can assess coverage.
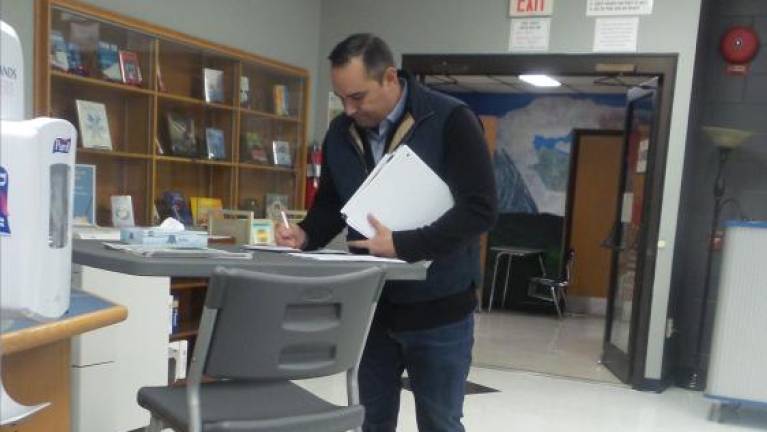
[280,210,290,228]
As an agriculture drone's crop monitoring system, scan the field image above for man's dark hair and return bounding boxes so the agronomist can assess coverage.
[328,33,395,82]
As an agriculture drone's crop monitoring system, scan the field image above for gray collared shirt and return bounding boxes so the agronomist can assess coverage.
[365,80,408,164]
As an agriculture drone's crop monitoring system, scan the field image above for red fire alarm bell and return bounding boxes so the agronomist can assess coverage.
[720,26,760,75]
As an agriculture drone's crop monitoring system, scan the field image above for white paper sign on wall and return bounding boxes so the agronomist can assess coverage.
[509,0,554,16]
[509,17,551,52]
[587,0,653,16]
[593,17,639,52]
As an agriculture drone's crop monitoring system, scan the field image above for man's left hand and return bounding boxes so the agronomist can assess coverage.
[347,214,397,258]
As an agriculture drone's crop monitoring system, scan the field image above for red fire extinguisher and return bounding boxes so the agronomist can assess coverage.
[305,141,322,208]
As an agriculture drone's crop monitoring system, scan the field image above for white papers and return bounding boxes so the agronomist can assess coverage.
[102,242,253,259]
[288,253,405,264]
[509,18,551,52]
[341,145,454,238]
[593,17,639,52]
[73,225,121,240]
[241,245,302,253]
[587,0,652,16]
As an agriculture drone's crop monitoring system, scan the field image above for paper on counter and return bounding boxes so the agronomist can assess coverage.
[288,253,405,263]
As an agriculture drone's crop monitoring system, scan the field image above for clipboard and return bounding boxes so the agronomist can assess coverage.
[340,145,454,238]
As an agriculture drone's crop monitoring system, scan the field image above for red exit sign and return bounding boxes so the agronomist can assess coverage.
[509,0,554,16]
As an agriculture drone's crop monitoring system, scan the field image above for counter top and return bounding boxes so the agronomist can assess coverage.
[1,290,127,355]
[72,239,429,281]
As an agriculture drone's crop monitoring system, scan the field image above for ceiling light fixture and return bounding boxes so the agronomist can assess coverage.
[519,74,561,87]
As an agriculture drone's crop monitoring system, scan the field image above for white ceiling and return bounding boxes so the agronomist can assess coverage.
[423,74,654,95]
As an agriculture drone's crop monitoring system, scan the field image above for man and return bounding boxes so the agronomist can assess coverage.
[276,33,497,432]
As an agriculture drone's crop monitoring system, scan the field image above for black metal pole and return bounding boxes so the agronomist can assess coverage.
[688,148,730,390]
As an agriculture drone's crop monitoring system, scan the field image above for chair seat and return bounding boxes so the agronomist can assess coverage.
[137,380,364,432]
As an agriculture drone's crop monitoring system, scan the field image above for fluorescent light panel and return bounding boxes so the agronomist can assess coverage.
[519,74,561,87]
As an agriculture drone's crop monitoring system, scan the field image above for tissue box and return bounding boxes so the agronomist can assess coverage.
[120,228,208,247]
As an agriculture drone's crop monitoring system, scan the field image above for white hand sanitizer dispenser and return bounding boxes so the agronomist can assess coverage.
[0,20,77,321]
[1,19,79,427]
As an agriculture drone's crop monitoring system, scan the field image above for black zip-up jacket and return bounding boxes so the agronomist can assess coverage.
[299,71,497,330]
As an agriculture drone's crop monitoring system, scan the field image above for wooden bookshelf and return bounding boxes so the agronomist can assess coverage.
[35,0,309,227]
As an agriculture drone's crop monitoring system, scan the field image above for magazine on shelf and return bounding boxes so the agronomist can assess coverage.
[244,132,268,163]
[205,127,226,160]
[265,193,289,221]
[240,76,250,108]
[97,41,122,81]
[50,30,69,71]
[110,195,135,227]
[118,50,142,85]
[190,196,223,226]
[73,164,96,225]
[271,140,292,167]
[75,100,113,150]
[203,68,224,103]
[66,42,87,75]
[166,112,197,157]
[272,84,288,116]
[160,191,193,226]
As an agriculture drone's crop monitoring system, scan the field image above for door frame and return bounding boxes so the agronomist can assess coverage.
[402,53,677,390]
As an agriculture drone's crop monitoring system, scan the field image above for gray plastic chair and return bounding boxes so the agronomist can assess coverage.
[137,265,386,432]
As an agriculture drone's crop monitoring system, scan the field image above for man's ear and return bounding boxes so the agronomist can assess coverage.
[382,66,398,85]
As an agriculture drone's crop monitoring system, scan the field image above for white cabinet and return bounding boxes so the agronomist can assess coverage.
[71,265,170,432]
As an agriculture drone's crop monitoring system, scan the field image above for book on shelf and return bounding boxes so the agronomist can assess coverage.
[66,42,87,76]
[97,41,122,82]
[110,195,135,227]
[272,140,292,167]
[50,30,69,71]
[166,112,198,157]
[75,100,113,150]
[159,191,193,226]
[118,50,142,85]
[272,84,288,116]
[243,131,268,163]
[205,127,226,160]
[74,164,96,225]
[189,196,223,227]
[240,76,250,108]
[203,68,224,103]
[265,193,289,221]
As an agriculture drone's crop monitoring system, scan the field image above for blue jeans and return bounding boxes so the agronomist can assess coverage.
[359,314,474,432]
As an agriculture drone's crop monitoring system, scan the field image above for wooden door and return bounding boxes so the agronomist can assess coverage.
[566,131,622,301]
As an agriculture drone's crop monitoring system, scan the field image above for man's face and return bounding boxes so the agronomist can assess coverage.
[331,57,399,128]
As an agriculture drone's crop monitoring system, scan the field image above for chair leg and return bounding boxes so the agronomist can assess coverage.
[560,287,568,314]
[146,415,163,432]
[550,286,562,319]
[488,252,503,312]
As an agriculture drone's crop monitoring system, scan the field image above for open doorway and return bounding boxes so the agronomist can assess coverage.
[403,54,676,389]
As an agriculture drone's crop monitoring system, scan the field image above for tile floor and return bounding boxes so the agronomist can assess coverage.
[300,367,767,431]
[472,310,621,384]
[297,310,767,431]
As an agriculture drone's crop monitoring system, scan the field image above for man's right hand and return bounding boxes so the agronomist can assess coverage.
[275,222,307,249]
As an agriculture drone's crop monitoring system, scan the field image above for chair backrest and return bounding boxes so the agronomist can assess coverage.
[200,266,386,381]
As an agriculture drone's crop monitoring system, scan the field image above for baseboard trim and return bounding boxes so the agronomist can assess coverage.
[567,295,607,316]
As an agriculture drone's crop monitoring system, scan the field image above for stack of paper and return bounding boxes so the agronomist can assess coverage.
[340,145,454,238]
[288,252,405,263]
